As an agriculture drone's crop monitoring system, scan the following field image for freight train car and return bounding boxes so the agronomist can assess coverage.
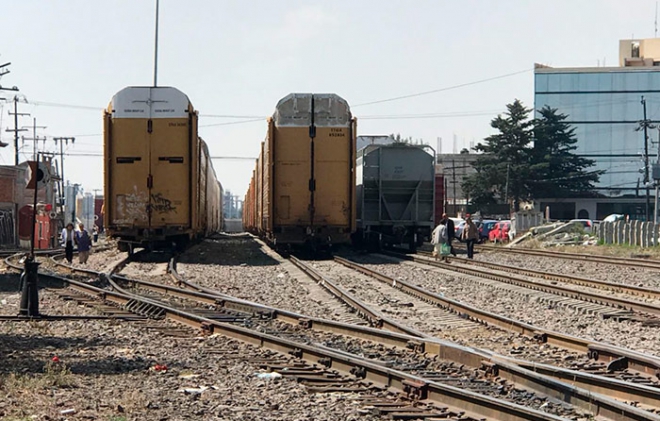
[104,86,223,251]
[354,143,435,251]
[244,93,356,252]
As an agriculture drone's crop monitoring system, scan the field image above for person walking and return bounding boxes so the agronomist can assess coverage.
[430,220,449,260]
[92,225,99,243]
[61,223,75,264]
[75,224,93,265]
[442,213,457,256]
[462,214,479,259]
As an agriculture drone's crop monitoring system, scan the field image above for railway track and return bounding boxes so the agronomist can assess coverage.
[0,254,584,421]
[164,253,660,420]
[330,255,660,392]
[479,244,660,270]
[390,250,660,320]
[418,250,660,305]
[9,247,660,419]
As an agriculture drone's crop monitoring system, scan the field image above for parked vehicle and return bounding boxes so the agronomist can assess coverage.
[455,218,483,242]
[603,214,624,223]
[454,220,466,241]
[488,220,511,243]
[568,219,593,233]
[478,219,498,243]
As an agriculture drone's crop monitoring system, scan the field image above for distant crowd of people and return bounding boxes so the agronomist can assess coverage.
[60,223,99,265]
[431,213,478,260]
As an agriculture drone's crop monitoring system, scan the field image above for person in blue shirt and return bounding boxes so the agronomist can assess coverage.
[75,224,93,264]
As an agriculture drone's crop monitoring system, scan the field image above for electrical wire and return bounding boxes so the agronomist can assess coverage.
[352,68,532,107]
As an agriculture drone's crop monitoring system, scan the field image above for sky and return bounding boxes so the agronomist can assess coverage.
[1,0,658,198]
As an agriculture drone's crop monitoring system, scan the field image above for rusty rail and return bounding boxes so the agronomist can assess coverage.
[388,251,660,317]
[479,244,660,270]
[335,255,660,379]
[11,253,660,419]
[419,250,660,302]
[2,256,576,421]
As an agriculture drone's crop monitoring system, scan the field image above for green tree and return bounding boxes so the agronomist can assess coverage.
[462,99,533,209]
[530,106,602,198]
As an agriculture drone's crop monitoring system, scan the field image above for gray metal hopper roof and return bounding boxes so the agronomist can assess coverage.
[273,93,351,127]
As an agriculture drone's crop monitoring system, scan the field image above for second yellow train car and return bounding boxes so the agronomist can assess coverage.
[245,93,356,252]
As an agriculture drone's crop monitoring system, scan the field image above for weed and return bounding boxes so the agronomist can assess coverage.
[3,361,76,392]
[43,360,75,388]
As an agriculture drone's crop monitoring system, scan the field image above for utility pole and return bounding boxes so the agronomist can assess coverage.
[53,137,75,214]
[0,61,18,92]
[153,0,160,86]
[21,118,46,161]
[6,96,29,165]
[655,127,660,225]
[638,96,656,221]
[451,159,456,211]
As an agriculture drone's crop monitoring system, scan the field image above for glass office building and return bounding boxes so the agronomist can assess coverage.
[535,66,660,199]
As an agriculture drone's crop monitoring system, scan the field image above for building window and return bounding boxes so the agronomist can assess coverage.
[632,41,640,58]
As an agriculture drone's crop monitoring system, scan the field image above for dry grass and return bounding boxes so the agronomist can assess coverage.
[1,360,76,392]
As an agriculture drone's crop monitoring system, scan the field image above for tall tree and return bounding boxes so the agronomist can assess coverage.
[463,99,533,209]
[530,107,602,198]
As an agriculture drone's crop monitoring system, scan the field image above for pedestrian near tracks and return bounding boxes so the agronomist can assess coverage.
[431,220,449,260]
[75,224,93,264]
[461,214,479,259]
[442,213,457,256]
[61,223,75,264]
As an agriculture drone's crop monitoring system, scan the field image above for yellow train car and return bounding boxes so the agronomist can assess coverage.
[104,86,222,250]
[245,93,356,251]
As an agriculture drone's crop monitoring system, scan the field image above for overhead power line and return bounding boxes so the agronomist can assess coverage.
[352,68,532,107]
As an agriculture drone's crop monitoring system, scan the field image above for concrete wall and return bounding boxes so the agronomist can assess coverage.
[598,220,660,247]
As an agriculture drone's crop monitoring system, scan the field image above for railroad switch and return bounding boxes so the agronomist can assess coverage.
[350,366,367,379]
[317,357,332,368]
[606,356,628,372]
[533,332,548,343]
[402,379,428,400]
[200,321,214,335]
[289,348,303,359]
[405,340,425,353]
[480,361,499,377]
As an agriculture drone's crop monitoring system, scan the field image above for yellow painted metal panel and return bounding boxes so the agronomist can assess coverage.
[273,126,311,226]
[108,118,150,227]
[314,127,352,227]
[150,117,190,227]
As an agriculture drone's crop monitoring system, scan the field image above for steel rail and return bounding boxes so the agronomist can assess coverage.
[389,251,660,318]
[335,255,660,379]
[9,255,660,420]
[418,250,660,301]
[2,257,574,420]
[480,244,660,270]
[288,255,425,337]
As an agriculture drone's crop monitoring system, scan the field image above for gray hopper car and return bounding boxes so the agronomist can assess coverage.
[354,143,435,251]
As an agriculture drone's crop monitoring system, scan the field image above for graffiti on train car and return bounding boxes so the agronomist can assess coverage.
[114,187,148,224]
[151,193,177,214]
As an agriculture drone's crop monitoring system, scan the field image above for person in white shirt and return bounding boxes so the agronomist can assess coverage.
[430,221,448,259]
[61,223,75,264]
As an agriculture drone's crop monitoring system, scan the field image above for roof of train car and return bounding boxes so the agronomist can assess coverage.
[358,142,434,157]
[273,93,351,127]
[109,86,192,119]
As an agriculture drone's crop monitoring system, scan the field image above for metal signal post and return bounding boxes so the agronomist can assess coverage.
[19,153,44,317]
